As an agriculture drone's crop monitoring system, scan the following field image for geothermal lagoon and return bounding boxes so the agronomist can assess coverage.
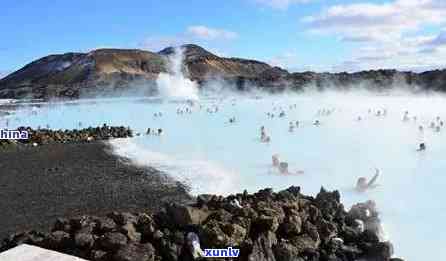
[1,91,446,260]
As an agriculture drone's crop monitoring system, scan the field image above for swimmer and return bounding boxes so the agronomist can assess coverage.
[313,120,321,126]
[146,128,151,135]
[157,128,163,136]
[289,122,294,132]
[272,154,304,175]
[261,135,271,143]
[417,126,426,151]
[278,161,304,175]
[402,111,409,122]
[278,162,289,174]
[356,168,380,192]
[272,154,280,167]
[295,120,299,128]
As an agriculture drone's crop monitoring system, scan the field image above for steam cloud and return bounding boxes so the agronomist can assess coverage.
[156,47,199,100]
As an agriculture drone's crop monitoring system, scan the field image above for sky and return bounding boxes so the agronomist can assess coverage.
[1,0,446,77]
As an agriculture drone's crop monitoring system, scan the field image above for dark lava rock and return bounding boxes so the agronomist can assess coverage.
[95,216,117,234]
[74,232,94,249]
[100,232,128,251]
[0,125,133,149]
[0,186,404,261]
[44,231,72,250]
[113,243,155,261]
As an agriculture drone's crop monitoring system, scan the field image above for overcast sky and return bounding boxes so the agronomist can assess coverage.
[1,0,446,75]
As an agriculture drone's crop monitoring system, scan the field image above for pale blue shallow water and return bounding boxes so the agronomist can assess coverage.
[2,92,446,260]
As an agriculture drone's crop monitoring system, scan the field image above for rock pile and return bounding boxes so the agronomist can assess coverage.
[0,125,132,149]
[0,186,403,260]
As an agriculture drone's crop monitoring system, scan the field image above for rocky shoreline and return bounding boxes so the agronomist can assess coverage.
[0,125,133,149]
[1,186,404,261]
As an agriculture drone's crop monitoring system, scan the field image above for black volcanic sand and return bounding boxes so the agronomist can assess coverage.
[0,141,192,239]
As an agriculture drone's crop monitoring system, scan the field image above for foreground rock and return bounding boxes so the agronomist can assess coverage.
[0,187,403,261]
[0,124,132,149]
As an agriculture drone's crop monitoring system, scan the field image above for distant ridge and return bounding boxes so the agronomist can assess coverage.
[1,44,445,99]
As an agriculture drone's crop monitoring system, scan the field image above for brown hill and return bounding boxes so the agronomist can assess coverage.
[1,44,446,99]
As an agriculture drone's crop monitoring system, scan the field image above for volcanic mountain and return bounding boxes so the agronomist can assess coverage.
[1,44,445,99]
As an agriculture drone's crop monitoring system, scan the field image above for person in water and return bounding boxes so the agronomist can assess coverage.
[402,111,410,122]
[260,126,267,141]
[272,154,304,175]
[272,154,280,167]
[356,168,380,192]
[417,125,426,151]
[289,122,294,132]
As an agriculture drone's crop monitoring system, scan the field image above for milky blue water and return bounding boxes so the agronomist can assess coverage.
[1,92,446,260]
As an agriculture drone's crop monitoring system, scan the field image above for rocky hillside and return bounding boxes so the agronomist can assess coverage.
[0,49,166,99]
[0,186,403,261]
[1,44,446,99]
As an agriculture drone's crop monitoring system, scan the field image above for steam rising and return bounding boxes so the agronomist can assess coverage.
[111,138,239,195]
[156,47,199,100]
